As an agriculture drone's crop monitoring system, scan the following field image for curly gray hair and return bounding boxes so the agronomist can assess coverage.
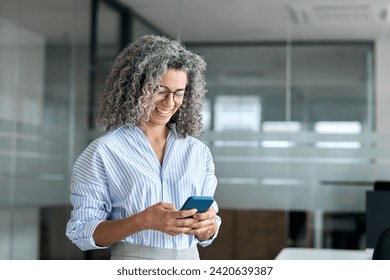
[96,35,207,137]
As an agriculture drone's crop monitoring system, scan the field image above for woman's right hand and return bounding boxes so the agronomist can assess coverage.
[137,202,198,236]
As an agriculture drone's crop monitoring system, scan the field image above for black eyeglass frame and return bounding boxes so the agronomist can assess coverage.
[155,85,186,104]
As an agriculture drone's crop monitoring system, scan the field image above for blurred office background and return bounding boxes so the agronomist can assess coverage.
[1,0,390,259]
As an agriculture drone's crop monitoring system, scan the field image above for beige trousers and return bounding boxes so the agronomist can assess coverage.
[110,243,200,260]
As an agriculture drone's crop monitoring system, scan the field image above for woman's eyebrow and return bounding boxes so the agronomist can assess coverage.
[158,84,186,91]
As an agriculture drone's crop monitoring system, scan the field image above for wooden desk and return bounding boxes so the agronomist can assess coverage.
[275,247,373,260]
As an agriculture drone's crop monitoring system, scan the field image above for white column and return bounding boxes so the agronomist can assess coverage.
[313,210,324,248]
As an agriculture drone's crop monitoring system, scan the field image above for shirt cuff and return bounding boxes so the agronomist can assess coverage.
[73,220,109,251]
[196,215,222,247]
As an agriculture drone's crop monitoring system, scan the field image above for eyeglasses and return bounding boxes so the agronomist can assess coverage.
[156,85,185,104]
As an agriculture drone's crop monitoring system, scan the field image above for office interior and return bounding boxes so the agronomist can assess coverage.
[1,0,390,260]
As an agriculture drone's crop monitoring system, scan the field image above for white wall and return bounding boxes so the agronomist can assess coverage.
[375,39,390,133]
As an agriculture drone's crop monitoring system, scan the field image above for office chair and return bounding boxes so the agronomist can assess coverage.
[372,227,390,260]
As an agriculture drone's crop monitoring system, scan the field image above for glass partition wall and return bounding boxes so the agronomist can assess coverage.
[193,43,374,249]
[0,0,171,260]
[1,0,390,259]
[0,0,90,259]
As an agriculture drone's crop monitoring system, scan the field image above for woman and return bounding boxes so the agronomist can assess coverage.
[66,35,221,260]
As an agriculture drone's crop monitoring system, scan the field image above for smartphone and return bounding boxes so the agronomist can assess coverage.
[180,196,214,213]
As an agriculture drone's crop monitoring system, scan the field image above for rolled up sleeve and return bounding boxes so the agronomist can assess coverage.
[65,182,111,250]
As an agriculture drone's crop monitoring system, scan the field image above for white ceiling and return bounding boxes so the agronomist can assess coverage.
[1,0,390,43]
[123,0,390,41]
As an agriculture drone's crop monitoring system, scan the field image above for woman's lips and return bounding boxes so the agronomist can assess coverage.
[155,107,172,116]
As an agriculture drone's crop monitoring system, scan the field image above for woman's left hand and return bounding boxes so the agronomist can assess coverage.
[186,206,218,241]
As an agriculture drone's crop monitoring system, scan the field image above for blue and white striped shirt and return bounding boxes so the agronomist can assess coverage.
[66,124,220,250]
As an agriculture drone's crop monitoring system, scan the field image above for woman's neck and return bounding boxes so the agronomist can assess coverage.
[139,122,169,165]
[139,122,168,142]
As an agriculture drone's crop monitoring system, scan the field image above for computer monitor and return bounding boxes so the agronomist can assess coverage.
[374,181,390,191]
[366,191,390,248]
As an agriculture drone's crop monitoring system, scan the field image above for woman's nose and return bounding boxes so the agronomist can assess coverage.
[162,93,176,106]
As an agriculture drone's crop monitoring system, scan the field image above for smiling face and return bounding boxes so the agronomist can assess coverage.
[147,68,188,127]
